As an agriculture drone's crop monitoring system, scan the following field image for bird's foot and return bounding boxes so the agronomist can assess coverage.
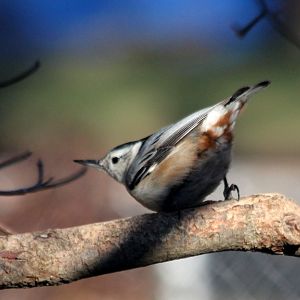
[223,177,240,200]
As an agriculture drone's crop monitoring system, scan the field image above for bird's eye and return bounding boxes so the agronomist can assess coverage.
[112,157,119,164]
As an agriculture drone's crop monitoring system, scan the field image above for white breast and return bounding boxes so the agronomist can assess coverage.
[128,138,197,211]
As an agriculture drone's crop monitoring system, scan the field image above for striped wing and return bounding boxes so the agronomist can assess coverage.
[127,105,217,189]
[126,80,271,190]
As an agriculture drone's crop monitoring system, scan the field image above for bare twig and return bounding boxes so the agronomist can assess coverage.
[0,151,32,170]
[40,166,87,190]
[0,193,298,289]
[232,0,300,49]
[232,7,267,37]
[0,61,87,195]
[0,164,87,196]
[0,61,40,88]
[0,152,87,196]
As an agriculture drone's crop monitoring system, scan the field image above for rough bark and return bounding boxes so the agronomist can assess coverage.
[0,193,299,289]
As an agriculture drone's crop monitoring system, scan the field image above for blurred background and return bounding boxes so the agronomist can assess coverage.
[0,0,299,299]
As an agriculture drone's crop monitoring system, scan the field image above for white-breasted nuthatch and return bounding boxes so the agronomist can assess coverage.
[75,80,270,212]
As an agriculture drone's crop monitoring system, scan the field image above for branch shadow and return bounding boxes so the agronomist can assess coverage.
[86,204,206,276]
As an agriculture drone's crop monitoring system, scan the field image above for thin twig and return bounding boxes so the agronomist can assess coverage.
[0,60,86,195]
[0,151,32,170]
[0,61,40,88]
[0,166,86,196]
[41,167,87,190]
[0,153,87,196]
[232,8,267,37]
[232,0,300,50]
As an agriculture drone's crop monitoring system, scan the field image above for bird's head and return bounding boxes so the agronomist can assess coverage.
[74,140,142,183]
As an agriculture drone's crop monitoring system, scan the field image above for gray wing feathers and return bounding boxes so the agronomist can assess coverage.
[126,105,217,189]
[142,105,214,157]
[154,107,211,148]
[126,80,270,189]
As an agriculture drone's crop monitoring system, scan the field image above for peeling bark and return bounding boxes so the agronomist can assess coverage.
[0,193,299,289]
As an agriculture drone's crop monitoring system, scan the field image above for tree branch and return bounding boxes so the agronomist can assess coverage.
[0,193,299,289]
[0,61,40,88]
[232,0,300,50]
[0,152,87,196]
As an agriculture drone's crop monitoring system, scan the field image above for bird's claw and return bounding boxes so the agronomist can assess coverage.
[223,183,240,200]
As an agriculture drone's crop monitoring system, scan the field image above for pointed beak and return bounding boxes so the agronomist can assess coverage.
[73,159,102,169]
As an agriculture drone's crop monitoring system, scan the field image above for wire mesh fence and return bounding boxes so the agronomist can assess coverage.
[209,252,300,300]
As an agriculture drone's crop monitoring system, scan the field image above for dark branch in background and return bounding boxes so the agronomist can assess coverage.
[41,166,87,190]
[0,152,87,196]
[231,5,267,37]
[232,0,300,49]
[0,61,40,88]
[0,62,87,196]
[0,151,32,169]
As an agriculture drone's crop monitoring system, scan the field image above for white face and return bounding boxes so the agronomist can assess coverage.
[100,148,132,182]
[100,141,142,183]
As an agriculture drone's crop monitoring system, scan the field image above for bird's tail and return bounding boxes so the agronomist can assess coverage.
[201,80,271,138]
[225,80,271,107]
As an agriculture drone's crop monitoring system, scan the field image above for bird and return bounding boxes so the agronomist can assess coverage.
[74,80,270,212]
